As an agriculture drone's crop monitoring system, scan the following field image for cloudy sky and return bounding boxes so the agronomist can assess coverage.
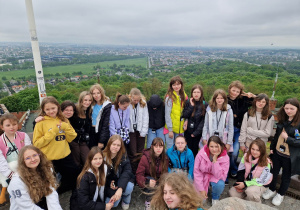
[0,0,299,47]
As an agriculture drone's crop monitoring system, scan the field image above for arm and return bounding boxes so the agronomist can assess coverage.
[124,109,130,130]
[109,109,116,136]
[236,156,246,182]
[45,188,63,210]
[211,156,229,180]
[140,105,149,137]
[226,109,234,145]
[187,150,195,179]
[165,97,173,132]
[182,100,193,119]
[245,164,272,187]
[60,121,77,143]
[193,114,205,137]
[136,155,148,188]
[270,124,282,151]
[238,113,248,147]
[0,149,14,179]
[99,104,112,144]
[193,154,205,192]
[286,126,300,147]
[33,123,59,149]
[201,112,209,142]
[247,116,275,139]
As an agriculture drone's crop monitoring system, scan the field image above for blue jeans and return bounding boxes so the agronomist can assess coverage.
[210,180,225,200]
[230,127,240,175]
[105,182,134,207]
[165,132,183,150]
[147,127,165,148]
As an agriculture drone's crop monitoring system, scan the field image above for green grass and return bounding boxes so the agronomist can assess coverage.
[0,57,147,81]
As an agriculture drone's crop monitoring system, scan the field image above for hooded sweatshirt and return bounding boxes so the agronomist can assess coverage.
[147,95,165,130]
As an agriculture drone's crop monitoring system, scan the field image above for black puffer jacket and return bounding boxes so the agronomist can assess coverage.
[94,102,112,146]
[182,99,208,137]
[147,95,165,130]
[228,96,253,128]
[71,108,92,144]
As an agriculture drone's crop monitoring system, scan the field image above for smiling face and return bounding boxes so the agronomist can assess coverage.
[172,81,182,94]
[208,141,221,156]
[256,98,267,111]
[192,88,201,101]
[82,95,92,109]
[284,104,298,119]
[110,139,122,155]
[91,152,103,171]
[216,94,225,107]
[229,86,241,100]
[1,119,18,136]
[118,102,130,111]
[92,88,102,103]
[62,106,74,119]
[163,183,181,209]
[44,103,58,118]
[24,149,40,170]
[175,137,186,152]
[250,144,261,159]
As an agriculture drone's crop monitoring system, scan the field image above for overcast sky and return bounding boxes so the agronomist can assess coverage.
[0,0,299,47]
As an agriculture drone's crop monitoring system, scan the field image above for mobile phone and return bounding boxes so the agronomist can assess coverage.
[112,182,115,188]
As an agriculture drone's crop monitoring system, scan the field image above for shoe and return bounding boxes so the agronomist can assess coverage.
[225,180,229,185]
[145,201,151,210]
[121,202,130,210]
[212,199,219,206]
[272,193,284,206]
[262,189,276,200]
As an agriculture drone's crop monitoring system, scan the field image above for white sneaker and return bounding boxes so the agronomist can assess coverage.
[121,202,130,210]
[272,193,284,206]
[145,201,151,210]
[212,199,219,206]
[262,188,276,200]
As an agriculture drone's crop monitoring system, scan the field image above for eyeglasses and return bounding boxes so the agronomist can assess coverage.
[24,153,40,161]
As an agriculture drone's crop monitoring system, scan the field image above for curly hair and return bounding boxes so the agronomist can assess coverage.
[18,145,57,204]
[151,171,204,210]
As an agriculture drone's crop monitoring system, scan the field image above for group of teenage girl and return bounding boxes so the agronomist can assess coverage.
[0,75,299,210]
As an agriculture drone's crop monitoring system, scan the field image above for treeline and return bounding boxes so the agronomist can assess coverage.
[1,60,299,112]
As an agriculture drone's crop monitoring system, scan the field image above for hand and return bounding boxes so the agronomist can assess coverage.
[202,140,207,145]
[240,146,247,153]
[168,131,174,139]
[225,144,231,151]
[35,116,44,123]
[234,182,245,190]
[200,191,208,199]
[190,98,194,106]
[213,144,222,162]
[236,188,244,193]
[183,121,188,131]
[281,131,288,140]
[270,150,273,154]
[191,134,195,137]
[106,202,114,210]
[149,179,156,188]
[98,143,104,149]
[110,180,118,190]
[57,121,62,128]
[111,188,122,202]
[241,92,255,98]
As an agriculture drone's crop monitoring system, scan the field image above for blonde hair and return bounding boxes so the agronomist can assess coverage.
[129,88,146,108]
[209,89,228,112]
[77,91,92,118]
[90,84,109,105]
[18,145,57,203]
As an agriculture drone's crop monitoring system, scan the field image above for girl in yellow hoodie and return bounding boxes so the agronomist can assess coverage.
[33,96,79,194]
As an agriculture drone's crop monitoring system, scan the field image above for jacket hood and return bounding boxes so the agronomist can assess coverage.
[148,94,163,109]
[203,144,228,158]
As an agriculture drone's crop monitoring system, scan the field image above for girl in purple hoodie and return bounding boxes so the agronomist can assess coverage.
[194,136,229,206]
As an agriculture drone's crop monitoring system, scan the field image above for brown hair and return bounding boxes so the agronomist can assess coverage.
[61,100,77,117]
[18,145,57,203]
[113,92,130,110]
[38,96,67,122]
[277,98,300,126]
[190,84,205,116]
[245,138,269,167]
[149,137,168,180]
[209,89,228,112]
[103,135,127,172]
[228,80,244,99]
[90,84,108,106]
[0,113,18,126]
[207,136,226,156]
[248,93,271,120]
[77,146,106,188]
[151,171,204,210]
[77,91,92,118]
[129,88,146,108]
[165,76,186,107]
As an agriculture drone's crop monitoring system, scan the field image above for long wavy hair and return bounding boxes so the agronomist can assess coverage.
[151,171,204,210]
[77,146,106,188]
[248,93,271,120]
[129,88,146,108]
[165,76,186,107]
[90,84,109,106]
[18,145,57,203]
[39,96,67,122]
[277,98,300,127]
[190,84,205,116]
[245,138,269,167]
[103,135,127,172]
[77,91,92,118]
[149,137,168,180]
[209,89,228,112]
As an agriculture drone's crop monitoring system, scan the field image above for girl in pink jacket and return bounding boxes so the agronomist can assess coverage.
[194,136,229,206]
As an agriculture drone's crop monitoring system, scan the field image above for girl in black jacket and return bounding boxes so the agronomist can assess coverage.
[263,98,300,206]
[182,84,207,157]
[75,146,113,210]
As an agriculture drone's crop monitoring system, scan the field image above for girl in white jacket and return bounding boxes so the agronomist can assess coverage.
[8,145,62,210]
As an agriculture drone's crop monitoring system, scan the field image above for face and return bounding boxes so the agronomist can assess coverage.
[91,153,103,170]
[92,89,102,103]
[82,95,92,109]
[208,141,221,155]
[110,140,122,155]
[284,104,298,119]
[172,81,182,93]
[152,144,164,156]
[1,119,18,136]
[44,103,58,118]
[256,99,267,110]
[229,86,241,99]
[192,88,201,101]
[163,184,181,209]
[131,95,141,105]
[118,102,130,111]
[175,137,186,152]
[62,106,74,119]
[216,94,225,107]
[251,144,261,159]
[24,149,40,169]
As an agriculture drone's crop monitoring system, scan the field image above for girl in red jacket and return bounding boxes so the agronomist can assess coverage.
[136,137,169,210]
